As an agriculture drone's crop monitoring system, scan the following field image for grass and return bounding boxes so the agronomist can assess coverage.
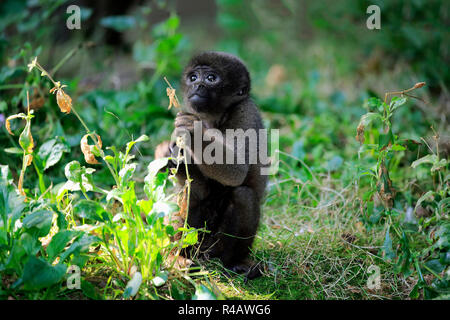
[207,167,410,300]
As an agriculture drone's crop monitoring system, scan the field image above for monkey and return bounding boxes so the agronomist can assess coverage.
[155,51,268,279]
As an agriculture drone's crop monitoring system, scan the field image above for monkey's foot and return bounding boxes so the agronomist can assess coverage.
[225,260,263,282]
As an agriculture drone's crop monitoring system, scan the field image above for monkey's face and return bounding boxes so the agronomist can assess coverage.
[182,52,251,117]
[184,65,222,113]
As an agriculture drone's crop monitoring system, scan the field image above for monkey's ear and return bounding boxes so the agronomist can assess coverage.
[237,86,248,96]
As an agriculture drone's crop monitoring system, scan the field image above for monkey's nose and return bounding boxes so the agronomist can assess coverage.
[195,84,208,96]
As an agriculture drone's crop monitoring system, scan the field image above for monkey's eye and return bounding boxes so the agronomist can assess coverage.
[189,74,198,82]
[206,74,217,82]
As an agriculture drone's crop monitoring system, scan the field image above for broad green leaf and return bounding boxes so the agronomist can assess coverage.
[414,191,434,214]
[38,137,70,171]
[125,134,149,155]
[151,271,168,288]
[119,163,137,185]
[192,284,217,300]
[150,201,178,218]
[73,200,109,222]
[379,129,394,149]
[358,112,382,127]
[21,256,67,290]
[59,234,99,263]
[424,259,446,274]
[411,154,438,168]
[389,97,407,112]
[145,157,169,184]
[124,271,143,297]
[22,210,53,237]
[64,160,82,182]
[431,158,447,172]
[47,230,80,263]
[382,227,396,261]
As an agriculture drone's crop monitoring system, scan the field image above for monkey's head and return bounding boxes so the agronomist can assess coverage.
[182,51,251,117]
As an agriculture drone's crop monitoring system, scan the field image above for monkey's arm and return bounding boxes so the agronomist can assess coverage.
[194,131,250,187]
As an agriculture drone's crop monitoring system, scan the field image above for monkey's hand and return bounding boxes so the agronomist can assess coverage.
[174,112,202,133]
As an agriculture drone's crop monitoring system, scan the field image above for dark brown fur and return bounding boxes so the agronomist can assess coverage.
[155,52,268,279]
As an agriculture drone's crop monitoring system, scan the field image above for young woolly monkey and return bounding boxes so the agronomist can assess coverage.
[155,51,268,279]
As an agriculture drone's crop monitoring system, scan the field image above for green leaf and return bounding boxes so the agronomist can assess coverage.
[22,210,53,238]
[379,129,394,149]
[192,284,217,300]
[125,134,149,155]
[145,158,169,184]
[124,271,143,297]
[425,259,446,274]
[150,201,178,218]
[391,144,406,151]
[64,160,82,182]
[151,271,168,288]
[382,227,396,261]
[18,119,33,153]
[21,256,67,290]
[119,163,137,186]
[389,97,407,112]
[73,200,110,222]
[81,279,100,299]
[411,154,438,169]
[4,147,23,154]
[37,137,70,171]
[59,234,99,263]
[414,191,434,214]
[431,159,447,172]
[326,155,343,171]
[358,112,382,127]
[47,230,80,263]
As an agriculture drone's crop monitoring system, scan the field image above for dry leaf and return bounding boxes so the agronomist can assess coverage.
[377,161,396,208]
[356,123,365,144]
[166,87,180,109]
[25,154,33,167]
[81,134,102,165]
[413,82,426,89]
[56,88,72,113]
[18,170,25,196]
[5,114,26,136]
[5,118,12,135]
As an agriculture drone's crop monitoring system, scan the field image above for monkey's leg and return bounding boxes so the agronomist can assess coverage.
[217,186,262,279]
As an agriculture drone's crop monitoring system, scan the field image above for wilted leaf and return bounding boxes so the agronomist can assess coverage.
[56,88,72,113]
[377,162,396,209]
[81,134,102,165]
[5,113,26,135]
[356,112,381,144]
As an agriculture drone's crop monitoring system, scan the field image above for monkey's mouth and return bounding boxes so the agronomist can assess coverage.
[189,93,209,107]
